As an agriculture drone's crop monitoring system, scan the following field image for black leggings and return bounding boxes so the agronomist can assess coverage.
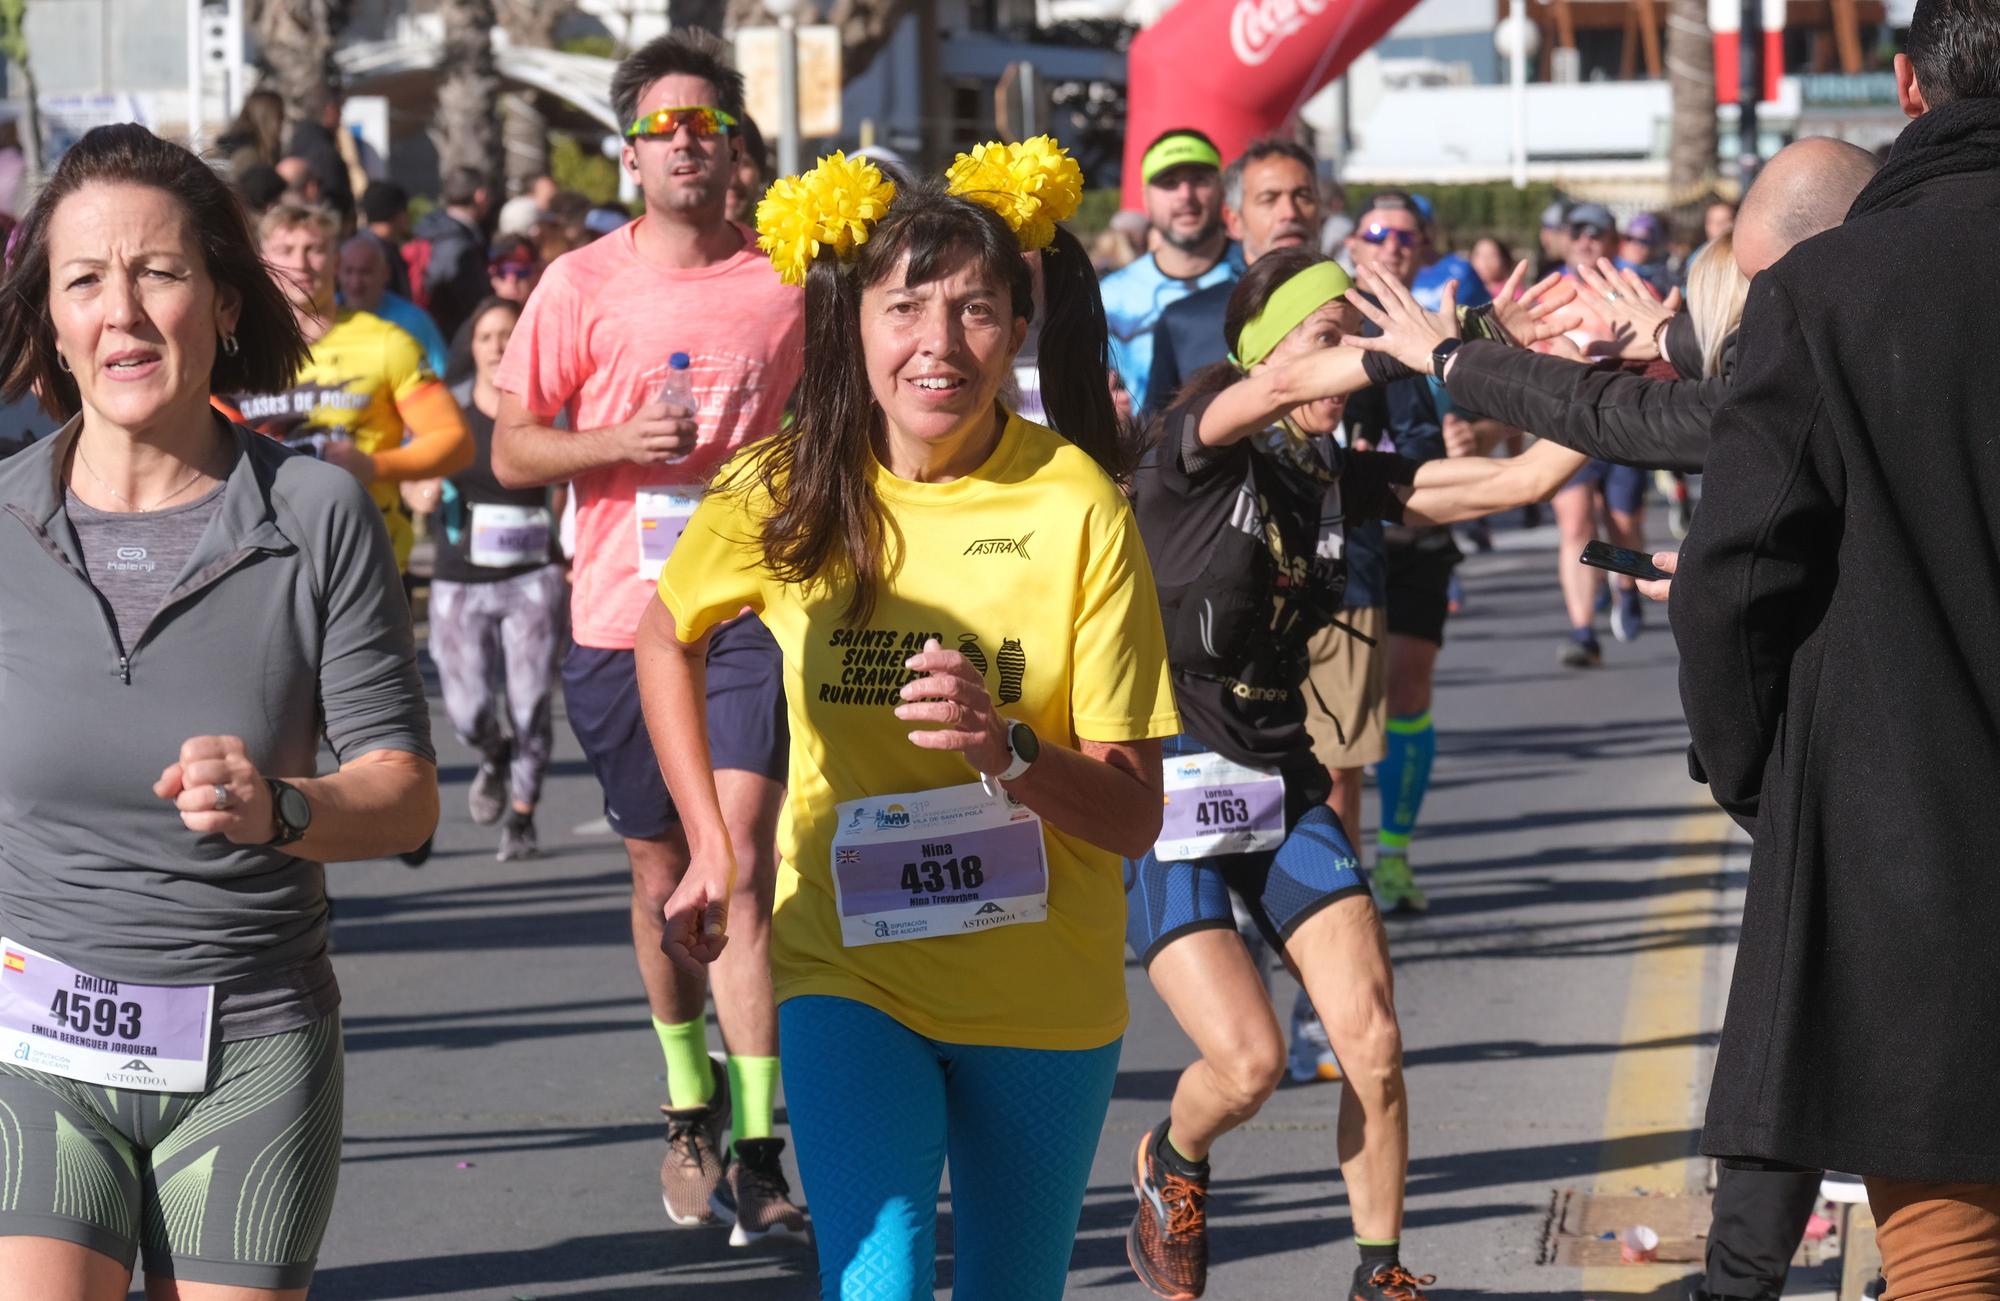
[1705,1161,1823,1299]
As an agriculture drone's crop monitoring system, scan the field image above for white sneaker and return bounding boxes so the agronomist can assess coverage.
[1286,990,1341,1082]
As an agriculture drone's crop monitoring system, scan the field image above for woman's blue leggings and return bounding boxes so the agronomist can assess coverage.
[779,995,1122,1301]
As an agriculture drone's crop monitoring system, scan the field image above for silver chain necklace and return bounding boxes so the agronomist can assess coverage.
[75,445,207,513]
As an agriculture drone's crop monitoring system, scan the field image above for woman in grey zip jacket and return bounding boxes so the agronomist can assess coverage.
[0,124,437,1299]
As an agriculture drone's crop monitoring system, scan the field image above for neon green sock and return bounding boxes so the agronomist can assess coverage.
[728,1055,780,1145]
[654,1018,713,1109]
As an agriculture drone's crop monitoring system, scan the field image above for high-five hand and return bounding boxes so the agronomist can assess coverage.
[1345,263,1460,375]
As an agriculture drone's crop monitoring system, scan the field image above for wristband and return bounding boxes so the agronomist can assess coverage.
[1362,351,1421,387]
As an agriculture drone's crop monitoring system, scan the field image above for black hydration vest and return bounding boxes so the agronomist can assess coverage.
[1153,437,1348,693]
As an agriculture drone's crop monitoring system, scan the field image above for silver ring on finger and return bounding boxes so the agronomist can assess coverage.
[1603,290,1620,302]
[212,784,233,812]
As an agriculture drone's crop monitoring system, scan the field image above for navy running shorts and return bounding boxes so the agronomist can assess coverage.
[562,615,788,839]
[1564,458,1647,516]
[1385,542,1458,646]
[1124,735,1370,965]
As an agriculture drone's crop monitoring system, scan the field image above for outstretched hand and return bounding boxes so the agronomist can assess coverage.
[1571,258,1682,362]
[1345,264,1460,376]
[1486,261,1581,348]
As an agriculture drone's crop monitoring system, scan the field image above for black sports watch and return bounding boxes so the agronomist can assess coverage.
[265,778,312,848]
[1430,336,1465,380]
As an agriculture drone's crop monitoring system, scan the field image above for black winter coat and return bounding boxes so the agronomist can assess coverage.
[1673,98,2000,1182]
[1444,320,1722,474]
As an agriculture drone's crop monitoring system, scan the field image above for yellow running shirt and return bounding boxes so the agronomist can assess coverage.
[659,411,1180,1050]
[231,309,441,568]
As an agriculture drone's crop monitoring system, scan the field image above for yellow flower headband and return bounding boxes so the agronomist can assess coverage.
[754,137,1086,284]
[944,135,1085,251]
[755,151,898,287]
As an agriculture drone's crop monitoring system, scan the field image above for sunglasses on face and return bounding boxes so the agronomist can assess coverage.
[489,262,541,281]
[1570,224,1611,241]
[625,106,739,140]
[1359,224,1420,249]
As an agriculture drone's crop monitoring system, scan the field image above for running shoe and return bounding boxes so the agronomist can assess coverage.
[1594,584,1612,615]
[468,759,507,825]
[1353,1261,1437,1301]
[1611,588,1644,643]
[1286,989,1341,1083]
[1371,853,1428,915]
[1560,632,1603,669]
[712,1137,807,1246]
[1127,1119,1209,1300]
[497,810,539,862]
[397,835,433,868]
[1445,573,1465,615]
[661,1056,732,1227]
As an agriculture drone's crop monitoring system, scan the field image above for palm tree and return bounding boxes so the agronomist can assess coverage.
[1665,0,1719,223]
[436,0,502,192]
[249,0,348,112]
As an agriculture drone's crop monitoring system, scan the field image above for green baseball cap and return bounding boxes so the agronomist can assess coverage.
[1142,131,1222,186]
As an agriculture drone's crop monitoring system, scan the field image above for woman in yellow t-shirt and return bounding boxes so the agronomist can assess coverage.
[638,148,1178,1299]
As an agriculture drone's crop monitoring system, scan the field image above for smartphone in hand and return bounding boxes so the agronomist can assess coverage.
[1579,539,1671,583]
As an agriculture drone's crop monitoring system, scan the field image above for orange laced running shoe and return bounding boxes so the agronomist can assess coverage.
[1126,1120,1210,1300]
[1352,1262,1438,1301]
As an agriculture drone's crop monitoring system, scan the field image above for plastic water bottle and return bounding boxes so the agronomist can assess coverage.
[655,352,696,463]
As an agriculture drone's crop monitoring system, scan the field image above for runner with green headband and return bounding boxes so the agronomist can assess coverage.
[1122,247,1586,1301]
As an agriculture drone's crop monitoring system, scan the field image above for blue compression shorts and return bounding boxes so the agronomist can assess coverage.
[1125,734,1370,964]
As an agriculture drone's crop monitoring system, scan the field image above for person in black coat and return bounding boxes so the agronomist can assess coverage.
[1672,4,2000,1284]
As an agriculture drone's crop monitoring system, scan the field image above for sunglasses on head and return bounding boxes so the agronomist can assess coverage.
[625,106,739,140]
[1360,224,1419,249]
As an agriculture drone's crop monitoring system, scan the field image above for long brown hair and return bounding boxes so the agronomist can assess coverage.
[0,123,307,419]
[729,182,1121,624]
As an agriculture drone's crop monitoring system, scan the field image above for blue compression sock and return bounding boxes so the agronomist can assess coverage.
[1378,711,1436,855]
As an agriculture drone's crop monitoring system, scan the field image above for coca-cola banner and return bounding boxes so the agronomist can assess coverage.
[1120,0,1422,207]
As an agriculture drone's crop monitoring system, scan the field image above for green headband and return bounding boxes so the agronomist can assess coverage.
[1233,262,1355,369]
[1142,134,1222,185]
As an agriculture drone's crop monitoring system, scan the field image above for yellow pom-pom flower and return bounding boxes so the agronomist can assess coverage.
[946,136,1085,251]
[755,152,898,286]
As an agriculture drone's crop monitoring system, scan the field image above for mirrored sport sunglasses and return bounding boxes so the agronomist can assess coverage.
[625,106,739,140]
[1570,222,1612,240]
[1359,223,1420,249]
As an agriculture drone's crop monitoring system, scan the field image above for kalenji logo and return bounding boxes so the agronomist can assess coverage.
[1230,0,1331,65]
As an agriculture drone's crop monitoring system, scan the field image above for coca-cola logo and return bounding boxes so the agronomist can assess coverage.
[1230,0,1331,65]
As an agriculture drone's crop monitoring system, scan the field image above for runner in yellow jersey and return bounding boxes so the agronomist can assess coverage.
[234,203,472,568]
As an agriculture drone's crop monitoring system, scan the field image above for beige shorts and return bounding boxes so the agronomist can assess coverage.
[1303,606,1389,771]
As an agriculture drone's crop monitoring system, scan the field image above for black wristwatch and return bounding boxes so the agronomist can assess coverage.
[1431,336,1465,380]
[265,778,312,848]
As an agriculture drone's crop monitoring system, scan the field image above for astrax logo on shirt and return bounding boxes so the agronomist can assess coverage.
[963,532,1033,559]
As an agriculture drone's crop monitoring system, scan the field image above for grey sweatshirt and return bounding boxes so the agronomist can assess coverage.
[0,416,433,1037]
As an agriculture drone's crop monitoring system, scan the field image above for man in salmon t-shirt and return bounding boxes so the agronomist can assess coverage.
[491,32,806,1240]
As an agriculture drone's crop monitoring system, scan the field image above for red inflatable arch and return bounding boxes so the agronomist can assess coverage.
[1120,0,1426,209]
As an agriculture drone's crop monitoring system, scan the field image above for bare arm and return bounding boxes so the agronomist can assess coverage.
[1399,437,1587,527]
[634,597,735,971]
[1000,735,1165,861]
[1194,347,1373,449]
[156,740,438,862]
[491,391,697,490]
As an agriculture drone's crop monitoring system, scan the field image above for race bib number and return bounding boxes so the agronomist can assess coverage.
[635,488,704,582]
[468,503,551,569]
[1156,752,1288,860]
[0,940,213,1092]
[829,782,1049,947]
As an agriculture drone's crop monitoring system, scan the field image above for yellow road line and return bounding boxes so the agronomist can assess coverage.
[1579,805,1733,1296]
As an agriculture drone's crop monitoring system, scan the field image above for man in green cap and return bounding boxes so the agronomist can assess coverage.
[1101,127,1238,413]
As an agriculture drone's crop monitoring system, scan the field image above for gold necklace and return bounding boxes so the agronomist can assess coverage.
[75,445,207,513]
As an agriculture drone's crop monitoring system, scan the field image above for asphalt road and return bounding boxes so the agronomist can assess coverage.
[269,521,1834,1300]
